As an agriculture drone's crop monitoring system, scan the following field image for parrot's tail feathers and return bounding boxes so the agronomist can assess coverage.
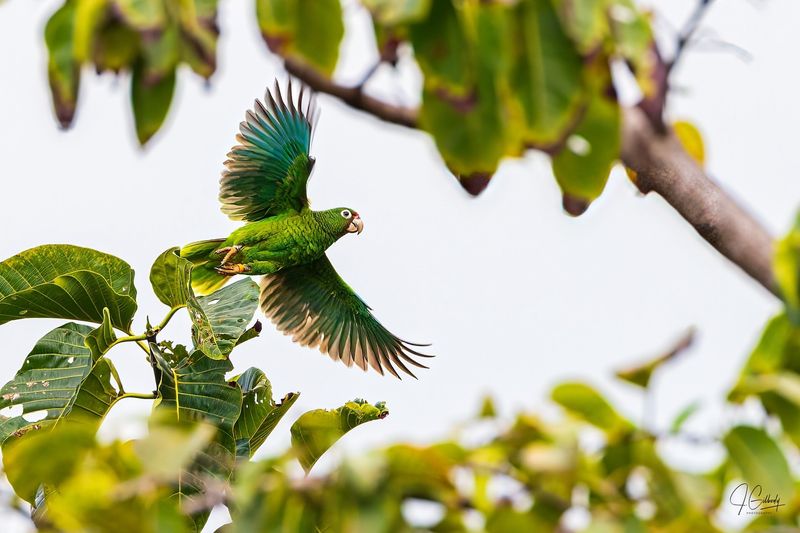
[180,239,229,296]
[180,238,225,264]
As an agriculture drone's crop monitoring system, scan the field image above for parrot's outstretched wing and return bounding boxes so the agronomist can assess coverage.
[259,255,432,379]
[220,80,318,221]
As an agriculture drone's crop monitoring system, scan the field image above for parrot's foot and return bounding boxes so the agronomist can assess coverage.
[214,245,243,265]
[215,263,251,275]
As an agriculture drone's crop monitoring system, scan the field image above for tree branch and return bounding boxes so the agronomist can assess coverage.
[281,61,778,298]
[622,106,776,296]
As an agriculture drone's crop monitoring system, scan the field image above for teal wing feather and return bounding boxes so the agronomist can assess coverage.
[220,80,318,221]
[259,255,432,379]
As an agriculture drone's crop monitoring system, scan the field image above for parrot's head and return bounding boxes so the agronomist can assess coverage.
[325,207,364,236]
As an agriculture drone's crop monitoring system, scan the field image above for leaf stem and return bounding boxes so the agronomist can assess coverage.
[118,391,157,401]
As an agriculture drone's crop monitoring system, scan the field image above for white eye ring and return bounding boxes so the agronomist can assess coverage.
[341,209,351,218]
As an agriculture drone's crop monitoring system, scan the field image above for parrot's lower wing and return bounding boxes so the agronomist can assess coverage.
[259,255,432,379]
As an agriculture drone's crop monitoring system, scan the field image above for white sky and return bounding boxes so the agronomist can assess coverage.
[1,0,799,530]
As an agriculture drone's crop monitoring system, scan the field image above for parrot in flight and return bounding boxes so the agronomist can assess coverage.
[181,80,431,378]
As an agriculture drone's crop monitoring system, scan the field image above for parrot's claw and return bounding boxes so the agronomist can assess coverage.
[215,263,251,276]
[214,245,242,265]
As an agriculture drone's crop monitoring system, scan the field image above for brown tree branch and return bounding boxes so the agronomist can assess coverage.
[282,60,778,298]
[621,107,776,296]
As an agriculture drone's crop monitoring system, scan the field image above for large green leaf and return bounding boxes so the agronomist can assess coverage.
[551,382,630,434]
[290,399,389,474]
[151,343,241,451]
[232,367,299,459]
[775,212,800,320]
[0,245,138,332]
[132,62,176,145]
[723,426,794,502]
[0,322,120,443]
[551,0,609,54]
[151,342,242,530]
[256,0,344,75]
[191,279,260,360]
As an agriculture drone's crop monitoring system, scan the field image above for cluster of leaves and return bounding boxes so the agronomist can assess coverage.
[0,245,387,530]
[44,0,654,207]
[44,0,219,144]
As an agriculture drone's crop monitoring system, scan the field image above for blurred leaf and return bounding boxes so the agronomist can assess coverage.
[551,382,630,433]
[0,322,119,443]
[551,0,609,54]
[92,20,141,73]
[478,395,497,418]
[114,0,168,32]
[615,328,694,389]
[176,1,219,79]
[45,1,81,127]
[362,0,431,25]
[131,62,176,145]
[232,368,299,459]
[552,64,620,205]
[291,399,389,473]
[4,424,96,504]
[775,214,800,319]
[256,0,344,75]
[723,425,794,501]
[669,401,700,434]
[511,0,584,146]
[607,1,653,84]
[141,23,180,81]
[134,419,217,481]
[191,279,260,360]
[673,120,706,166]
[0,244,138,331]
[409,0,471,95]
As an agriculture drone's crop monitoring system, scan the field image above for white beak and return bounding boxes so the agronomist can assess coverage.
[347,217,364,235]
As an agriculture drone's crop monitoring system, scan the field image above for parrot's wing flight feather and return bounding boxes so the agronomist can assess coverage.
[220,80,318,221]
[259,255,432,379]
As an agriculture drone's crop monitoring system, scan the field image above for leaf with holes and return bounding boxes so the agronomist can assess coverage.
[190,279,260,360]
[232,367,299,459]
[0,323,119,444]
[0,245,137,331]
[291,399,389,474]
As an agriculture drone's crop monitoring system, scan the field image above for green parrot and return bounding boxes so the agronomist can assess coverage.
[181,81,431,378]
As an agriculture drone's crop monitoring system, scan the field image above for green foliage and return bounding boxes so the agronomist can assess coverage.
[290,399,389,473]
[40,0,655,206]
[42,0,219,144]
[0,244,389,530]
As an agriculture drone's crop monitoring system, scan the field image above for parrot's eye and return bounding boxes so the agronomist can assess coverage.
[340,209,351,219]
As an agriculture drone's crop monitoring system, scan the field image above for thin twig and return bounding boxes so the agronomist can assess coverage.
[668,0,716,73]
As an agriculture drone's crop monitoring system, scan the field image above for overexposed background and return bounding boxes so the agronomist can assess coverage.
[0,0,797,530]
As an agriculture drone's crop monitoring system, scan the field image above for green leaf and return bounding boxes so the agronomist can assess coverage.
[775,214,800,320]
[291,399,389,473]
[150,248,259,359]
[552,67,620,204]
[511,0,584,146]
[150,247,193,310]
[723,426,794,502]
[190,279,260,360]
[85,307,118,359]
[256,0,344,75]
[0,323,120,443]
[131,62,176,145]
[3,424,96,504]
[551,382,629,433]
[176,1,219,79]
[151,343,241,451]
[0,245,138,331]
[232,368,299,459]
[362,0,431,25]
[551,0,609,54]
[91,20,141,73]
[45,1,81,128]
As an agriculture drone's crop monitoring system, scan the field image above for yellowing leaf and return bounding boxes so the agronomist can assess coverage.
[673,120,706,166]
